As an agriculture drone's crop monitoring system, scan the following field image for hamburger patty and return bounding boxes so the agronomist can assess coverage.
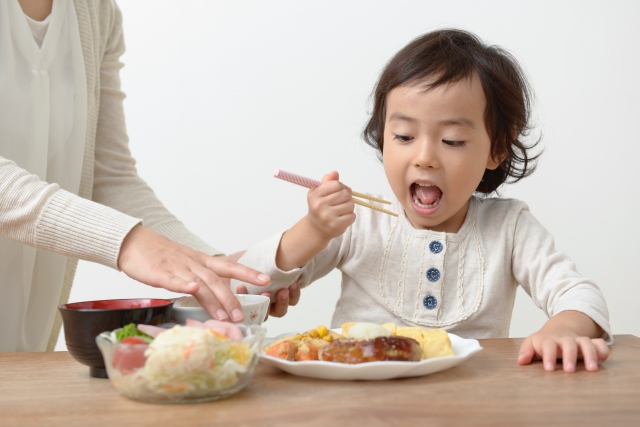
[319,336,423,363]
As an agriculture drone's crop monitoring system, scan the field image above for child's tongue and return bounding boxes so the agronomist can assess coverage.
[414,184,442,205]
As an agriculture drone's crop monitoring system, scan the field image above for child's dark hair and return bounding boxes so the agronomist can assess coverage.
[363,29,539,194]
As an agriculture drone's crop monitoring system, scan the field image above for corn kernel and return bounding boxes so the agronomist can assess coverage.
[316,325,328,338]
[308,329,319,338]
[323,335,333,342]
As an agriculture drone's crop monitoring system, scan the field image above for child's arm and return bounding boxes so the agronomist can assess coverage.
[518,310,609,373]
[276,171,355,271]
[510,204,611,373]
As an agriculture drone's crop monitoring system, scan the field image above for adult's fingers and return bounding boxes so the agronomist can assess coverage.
[190,263,245,322]
[191,283,232,322]
[577,337,598,372]
[168,265,232,321]
[226,250,246,264]
[166,277,199,295]
[560,338,578,373]
[541,339,558,371]
[205,256,270,288]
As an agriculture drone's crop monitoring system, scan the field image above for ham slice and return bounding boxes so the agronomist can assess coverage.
[186,318,243,340]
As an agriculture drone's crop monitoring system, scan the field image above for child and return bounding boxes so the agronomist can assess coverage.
[232,29,611,373]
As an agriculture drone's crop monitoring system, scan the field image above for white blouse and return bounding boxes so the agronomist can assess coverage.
[0,0,87,351]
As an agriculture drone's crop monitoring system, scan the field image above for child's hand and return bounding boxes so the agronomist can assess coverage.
[306,171,356,239]
[518,314,609,373]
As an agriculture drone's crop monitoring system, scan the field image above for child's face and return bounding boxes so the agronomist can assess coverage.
[382,74,499,233]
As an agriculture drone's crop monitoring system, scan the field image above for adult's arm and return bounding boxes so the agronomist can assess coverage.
[0,156,140,267]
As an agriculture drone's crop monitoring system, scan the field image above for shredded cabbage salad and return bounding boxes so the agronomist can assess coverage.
[111,325,256,400]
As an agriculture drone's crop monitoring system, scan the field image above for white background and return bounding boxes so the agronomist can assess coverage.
[56,0,640,350]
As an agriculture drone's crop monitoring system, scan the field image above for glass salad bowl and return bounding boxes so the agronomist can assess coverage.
[96,323,266,403]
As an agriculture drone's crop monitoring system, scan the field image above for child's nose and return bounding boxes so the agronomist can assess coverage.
[413,139,441,169]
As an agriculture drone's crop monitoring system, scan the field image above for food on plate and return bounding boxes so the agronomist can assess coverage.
[394,326,454,358]
[263,325,342,361]
[343,322,392,340]
[263,322,454,363]
[318,336,423,363]
[99,319,263,401]
[343,322,454,359]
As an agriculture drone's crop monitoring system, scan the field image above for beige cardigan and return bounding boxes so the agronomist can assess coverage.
[0,0,220,351]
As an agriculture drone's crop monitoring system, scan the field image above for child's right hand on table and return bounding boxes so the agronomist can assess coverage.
[517,311,609,373]
[306,171,356,240]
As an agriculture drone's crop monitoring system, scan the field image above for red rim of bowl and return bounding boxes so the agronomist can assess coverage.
[59,298,173,311]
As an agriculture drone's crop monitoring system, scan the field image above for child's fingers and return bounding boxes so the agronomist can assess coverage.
[517,337,536,365]
[308,191,354,220]
[577,337,599,371]
[312,180,351,199]
[541,339,558,371]
[288,281,301,306]
[321,171,340,182]
[559,338,578,372]
[323,187,354,206]
[592,338,610,365]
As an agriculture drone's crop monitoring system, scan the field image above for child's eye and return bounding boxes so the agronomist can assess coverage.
[443,140,465,147]
[394,134,413,143]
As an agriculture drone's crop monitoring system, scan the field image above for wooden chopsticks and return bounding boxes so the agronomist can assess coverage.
[273,169,398,217]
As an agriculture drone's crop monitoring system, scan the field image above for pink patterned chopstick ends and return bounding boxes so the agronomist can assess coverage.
[273,169,322,190]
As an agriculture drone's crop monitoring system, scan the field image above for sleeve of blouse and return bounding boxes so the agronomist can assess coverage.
[0,156,141,268]
[92,2,221,256]
[229,224,353,299]
[511,204,612,343]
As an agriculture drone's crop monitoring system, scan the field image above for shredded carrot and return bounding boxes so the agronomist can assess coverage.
[207,328,226,339]
[161,383,188,392]
[182,339,196,359]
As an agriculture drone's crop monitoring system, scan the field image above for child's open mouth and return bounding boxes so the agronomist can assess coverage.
[411,183,443,211]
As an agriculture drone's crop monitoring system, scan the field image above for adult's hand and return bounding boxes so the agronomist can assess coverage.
[118,225,270,322]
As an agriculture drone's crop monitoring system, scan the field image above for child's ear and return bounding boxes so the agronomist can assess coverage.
[486,154,501,171]
[486,132,513,170]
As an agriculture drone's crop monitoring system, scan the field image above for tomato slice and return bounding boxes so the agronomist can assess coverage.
[121,336,148,345]
[112,339,148,372]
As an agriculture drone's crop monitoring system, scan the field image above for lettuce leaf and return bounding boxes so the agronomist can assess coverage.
[116,323,153,343]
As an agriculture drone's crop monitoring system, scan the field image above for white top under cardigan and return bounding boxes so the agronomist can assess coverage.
[0,0,220,352]
[232,196,613,343]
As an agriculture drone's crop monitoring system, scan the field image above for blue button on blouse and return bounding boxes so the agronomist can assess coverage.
[429,240,443,254]
[426,267,440,282]
[423,295,437,309]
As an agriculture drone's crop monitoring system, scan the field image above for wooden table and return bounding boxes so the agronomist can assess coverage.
[1,335,639,427]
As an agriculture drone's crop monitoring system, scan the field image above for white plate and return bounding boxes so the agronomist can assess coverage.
[259,331,482,381]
